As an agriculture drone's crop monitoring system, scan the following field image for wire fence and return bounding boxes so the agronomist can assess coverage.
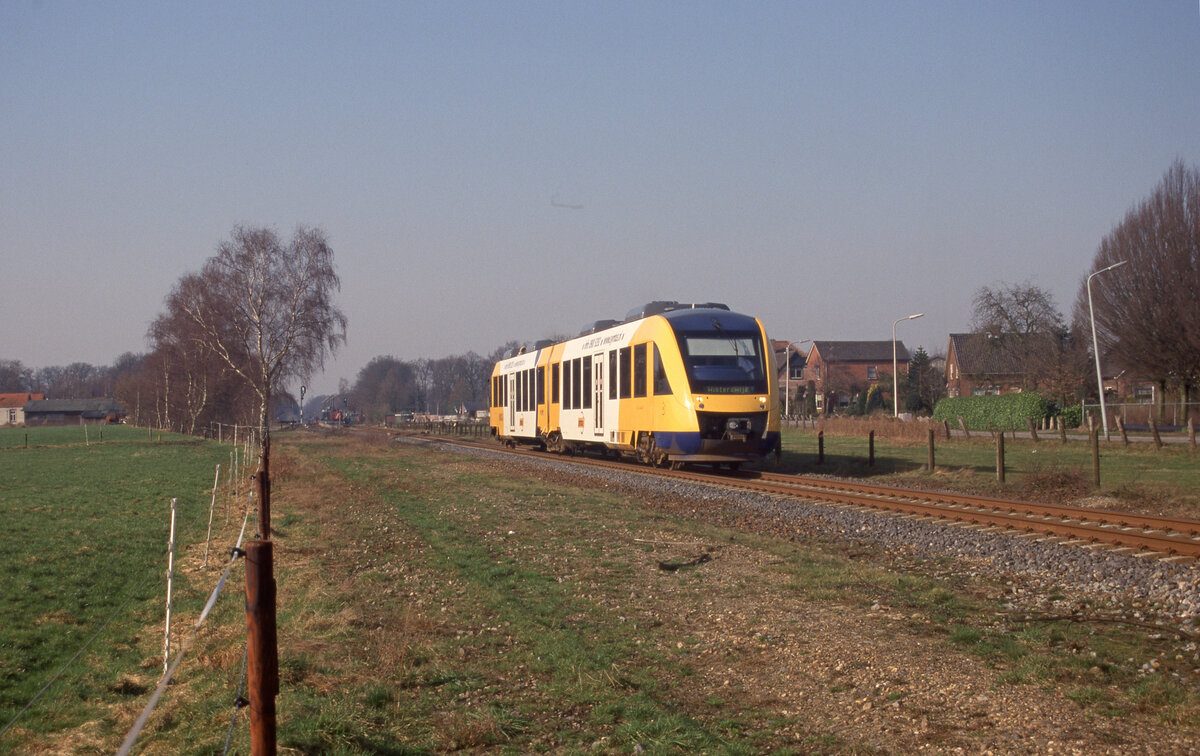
[1,430,263,753]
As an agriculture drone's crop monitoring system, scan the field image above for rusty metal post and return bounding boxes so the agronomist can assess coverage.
[1091,429,1101,487]
[245,540,278,755]
[927,429,935,472]
[996,433,1005,484]
[868,430,875,467]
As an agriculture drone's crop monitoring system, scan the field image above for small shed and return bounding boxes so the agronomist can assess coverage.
[23,398,125,426]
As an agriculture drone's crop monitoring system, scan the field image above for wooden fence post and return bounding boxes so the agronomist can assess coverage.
[1091,429,1101,487]
[817,431,824,465]
[1149,417,1163,450]
[958,416,970,439]
[1027,417,1039,443]
[943,420,951,440]
[1115,415,1129,447]
[868,430,875,467]
[996,433,1005,484]
[927,429,935,472]
[1190,417,1196,452]
[245,540,278,755]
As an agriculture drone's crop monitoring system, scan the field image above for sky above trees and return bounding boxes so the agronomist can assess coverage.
[2,3,1198,394]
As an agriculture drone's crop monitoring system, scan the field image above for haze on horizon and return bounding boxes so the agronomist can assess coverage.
[3,2,1198,395]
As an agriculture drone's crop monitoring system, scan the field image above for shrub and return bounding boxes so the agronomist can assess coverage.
[1057,403,1082,429]
[932,393,1050,431]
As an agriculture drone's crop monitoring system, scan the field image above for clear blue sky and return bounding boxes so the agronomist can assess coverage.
[3,1,1198,395]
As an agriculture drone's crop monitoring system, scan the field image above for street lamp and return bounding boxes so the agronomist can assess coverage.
[1087,260,1127,440]
[893,313,923,418]
[783,339,811,418]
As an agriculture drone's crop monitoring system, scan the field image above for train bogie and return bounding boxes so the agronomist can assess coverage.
[490,303,781,466]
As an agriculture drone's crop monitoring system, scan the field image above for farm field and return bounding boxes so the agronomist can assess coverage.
[3,429,1199,753]
[0,426,251,753]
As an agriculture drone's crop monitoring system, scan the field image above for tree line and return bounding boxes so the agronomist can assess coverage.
[5,161,1196,427]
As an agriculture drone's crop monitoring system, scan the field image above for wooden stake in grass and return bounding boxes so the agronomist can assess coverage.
[163,498,177,678]
[927,428,935,472]
[996,433,1005,484]
[203,465,221,568]
[1091,429,1101,487]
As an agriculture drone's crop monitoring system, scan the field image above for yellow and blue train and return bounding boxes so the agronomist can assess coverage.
[489,302,781,468]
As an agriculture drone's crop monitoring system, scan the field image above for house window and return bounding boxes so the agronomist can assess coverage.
[867,366,878,380]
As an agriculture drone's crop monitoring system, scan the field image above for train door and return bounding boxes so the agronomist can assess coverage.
[506,372,517,435]
[593,352,604,437]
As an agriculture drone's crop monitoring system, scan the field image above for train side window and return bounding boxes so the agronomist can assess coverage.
[526,369,534,411]
[633,343,647,398]
[653,344,672,395]
[537,366,545,406]
[552,363,560,404]
[608,350,618,400]
[563,360,573,409]
[573,357,583,410]
[582,356,593,409]
[619,347,632,399]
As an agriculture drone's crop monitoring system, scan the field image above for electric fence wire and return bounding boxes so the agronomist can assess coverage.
[222,645,250,756]
[117,501,254,756]
[0,481,240,741]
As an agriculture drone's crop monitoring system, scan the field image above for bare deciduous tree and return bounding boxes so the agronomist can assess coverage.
[1075,160,1200,408]
[171,225,348,439]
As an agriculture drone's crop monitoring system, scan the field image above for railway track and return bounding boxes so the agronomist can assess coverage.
[381,427,1200,563]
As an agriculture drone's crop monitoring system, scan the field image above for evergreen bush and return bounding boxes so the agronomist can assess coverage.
[932,393,1050,431]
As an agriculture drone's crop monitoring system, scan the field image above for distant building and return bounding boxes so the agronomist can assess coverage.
[23,398,125,426]
[803,341,909,413]
[772,340,808,412]
[0,393,45,426]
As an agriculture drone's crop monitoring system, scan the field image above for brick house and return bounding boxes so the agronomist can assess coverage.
[772,340,808,412]
[945,332,1067,397]
[0,393,44,426]
[803,341,909,414]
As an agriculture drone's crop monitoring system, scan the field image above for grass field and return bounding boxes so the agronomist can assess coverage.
[2,427,1198,753]
[0,426,250,751]
[767,427,1200,517]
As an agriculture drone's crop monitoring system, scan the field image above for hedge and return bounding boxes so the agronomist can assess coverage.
[932,393,1050,431]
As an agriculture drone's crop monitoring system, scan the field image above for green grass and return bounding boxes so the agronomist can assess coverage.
[0,428,244,750]
[768,427,1200,510]
[5,430,1199,752]
[0,423,166,449]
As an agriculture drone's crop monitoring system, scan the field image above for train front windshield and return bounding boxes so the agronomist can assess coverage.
[678,332,768,394]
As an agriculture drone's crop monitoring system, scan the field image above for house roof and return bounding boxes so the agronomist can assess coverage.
[0,392,43,408]
[25,398,124,417]
[948,332,1057,376]
[811,340,909,363]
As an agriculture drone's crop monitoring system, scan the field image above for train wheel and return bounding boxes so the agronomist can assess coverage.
[636,434,655,465]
